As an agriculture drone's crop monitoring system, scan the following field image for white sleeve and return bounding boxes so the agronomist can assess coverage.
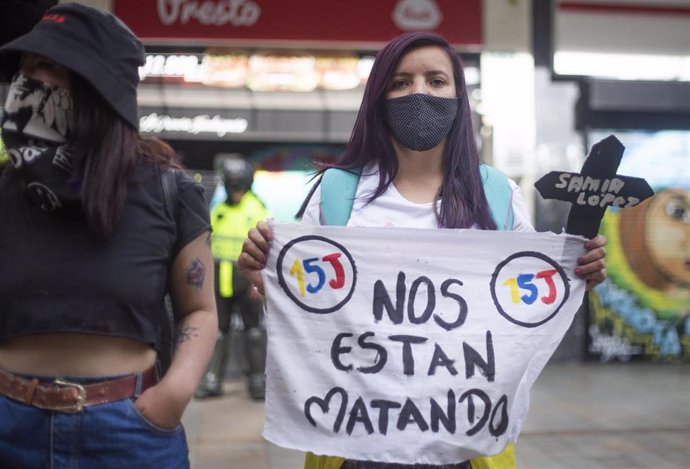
[508,179,534,232]
[299,182,322,226]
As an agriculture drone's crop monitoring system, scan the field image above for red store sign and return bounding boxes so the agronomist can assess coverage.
[113,0,482,48]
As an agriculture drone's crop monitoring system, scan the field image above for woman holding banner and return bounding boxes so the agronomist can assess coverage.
[239,32,607,469]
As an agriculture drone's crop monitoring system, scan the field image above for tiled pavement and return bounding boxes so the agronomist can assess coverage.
[182,362,690,469]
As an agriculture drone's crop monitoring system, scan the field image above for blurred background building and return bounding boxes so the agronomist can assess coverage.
[1,0,688,364]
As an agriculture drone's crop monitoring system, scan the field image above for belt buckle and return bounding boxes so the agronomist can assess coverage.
[54,379,87,413]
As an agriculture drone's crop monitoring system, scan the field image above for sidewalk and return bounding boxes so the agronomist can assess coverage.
[182,362,690,469]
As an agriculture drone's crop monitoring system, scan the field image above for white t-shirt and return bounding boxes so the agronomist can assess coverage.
[301,165,533,231]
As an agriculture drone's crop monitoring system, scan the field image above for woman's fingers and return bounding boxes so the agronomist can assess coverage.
[583,234,607,252]
[585,267,607,291]
[238,220,273,295]
[241,231,267,266]
[256,219,273,241]
[576,234,608,291]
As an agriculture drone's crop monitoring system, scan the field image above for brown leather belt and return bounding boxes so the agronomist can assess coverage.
[0,366,158,414]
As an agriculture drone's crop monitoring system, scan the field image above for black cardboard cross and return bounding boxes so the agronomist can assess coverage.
[534,135,654,239]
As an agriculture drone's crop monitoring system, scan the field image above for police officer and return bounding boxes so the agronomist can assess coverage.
[195,155,270,400]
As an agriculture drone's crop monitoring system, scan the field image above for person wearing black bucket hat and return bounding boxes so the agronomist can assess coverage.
[0,2,143,130]
[0,3,217,468]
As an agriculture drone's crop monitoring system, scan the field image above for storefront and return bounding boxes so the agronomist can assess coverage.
[111,0,490,220]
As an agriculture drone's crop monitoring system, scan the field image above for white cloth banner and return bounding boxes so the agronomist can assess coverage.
[262,223,587,465]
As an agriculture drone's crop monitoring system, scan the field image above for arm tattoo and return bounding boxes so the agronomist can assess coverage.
[185,257,206,289]
[174,324,199,350]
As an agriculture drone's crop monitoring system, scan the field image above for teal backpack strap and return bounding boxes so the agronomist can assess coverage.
[317,165,512,230]
[319,168,362,226]
[480,164,514,231]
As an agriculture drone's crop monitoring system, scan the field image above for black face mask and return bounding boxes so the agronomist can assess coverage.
[1,73,78,211]
[384,93,458,152]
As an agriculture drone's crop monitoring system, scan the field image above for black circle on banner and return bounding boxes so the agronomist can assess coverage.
[489,251,570,328]
[276,235,357,314]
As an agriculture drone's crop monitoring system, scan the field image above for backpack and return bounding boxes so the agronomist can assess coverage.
[158,168,179,376]
[315,164,515,230]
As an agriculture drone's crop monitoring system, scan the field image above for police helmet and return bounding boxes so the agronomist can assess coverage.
[221,156,255,192]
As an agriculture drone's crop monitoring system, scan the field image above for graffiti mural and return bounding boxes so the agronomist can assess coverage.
[587,131,690,362]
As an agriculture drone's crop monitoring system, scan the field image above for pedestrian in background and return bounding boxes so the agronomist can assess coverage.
[0,4,216,468]
[196,155,270,400]
[239,31,607,469]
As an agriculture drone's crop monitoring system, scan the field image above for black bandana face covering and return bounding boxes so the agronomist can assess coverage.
[1,73,77,211]
[384,93,458,152]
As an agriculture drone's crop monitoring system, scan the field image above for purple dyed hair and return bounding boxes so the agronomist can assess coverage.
[321,31,496,230]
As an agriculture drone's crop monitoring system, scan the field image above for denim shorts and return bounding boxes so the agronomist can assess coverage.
[0,371,189,469]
